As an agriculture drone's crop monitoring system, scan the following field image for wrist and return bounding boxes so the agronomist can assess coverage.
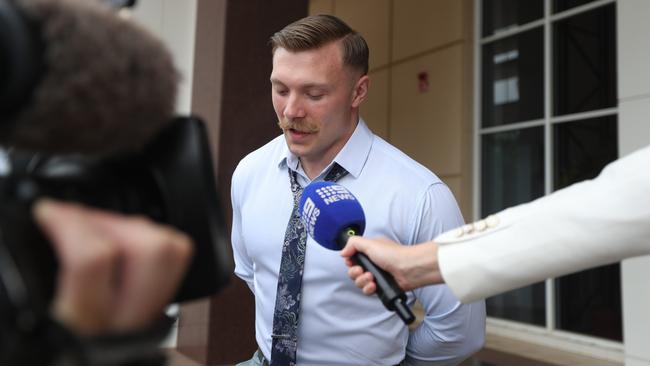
[404,242,442,289]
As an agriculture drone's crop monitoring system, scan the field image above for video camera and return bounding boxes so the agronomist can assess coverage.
[0,0,232,341]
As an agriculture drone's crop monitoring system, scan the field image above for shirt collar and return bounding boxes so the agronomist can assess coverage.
[277,118,373,180]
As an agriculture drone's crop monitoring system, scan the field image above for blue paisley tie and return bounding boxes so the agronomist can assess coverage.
[270,163,348,366]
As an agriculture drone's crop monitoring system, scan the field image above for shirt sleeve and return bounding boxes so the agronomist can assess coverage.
[405,183,486,365]
[231,165,255,293]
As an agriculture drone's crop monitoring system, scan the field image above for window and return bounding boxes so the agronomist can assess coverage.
[476,0,621,342]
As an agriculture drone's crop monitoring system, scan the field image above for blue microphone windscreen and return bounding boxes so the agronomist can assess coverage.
[300,181,365,250]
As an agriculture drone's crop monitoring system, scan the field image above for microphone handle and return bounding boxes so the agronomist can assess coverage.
[338,230,415,325]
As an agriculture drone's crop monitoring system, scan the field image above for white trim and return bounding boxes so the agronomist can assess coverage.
[543,0,555,332]
[472,0,482,222]
[551,107,619,124]
[474,110,618,137]
[479,118,545,134]
[477,107,619,134]
[481,19,545,44]
[550,0,616,23]
[487,318,624,362]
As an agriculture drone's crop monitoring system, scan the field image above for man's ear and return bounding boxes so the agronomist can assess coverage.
[351,75,370,108]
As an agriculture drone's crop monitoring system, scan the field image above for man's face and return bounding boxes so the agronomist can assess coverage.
[270,41,366,170]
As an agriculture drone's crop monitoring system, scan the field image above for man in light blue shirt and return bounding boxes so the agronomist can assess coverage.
[231,14,485,366]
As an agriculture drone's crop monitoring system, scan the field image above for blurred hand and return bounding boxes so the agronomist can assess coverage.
[340,236,443,295]
[33,199,193,336]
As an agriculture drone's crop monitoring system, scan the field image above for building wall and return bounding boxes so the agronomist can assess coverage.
[618,1,650,365]
[309,0,474,219]
[131,0,197,115]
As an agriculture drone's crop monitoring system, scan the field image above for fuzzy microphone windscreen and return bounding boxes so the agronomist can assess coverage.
[1,0,179,156]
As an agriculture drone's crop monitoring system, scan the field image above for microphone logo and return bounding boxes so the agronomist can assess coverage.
[316,185,356,205]
[302,197,320,237]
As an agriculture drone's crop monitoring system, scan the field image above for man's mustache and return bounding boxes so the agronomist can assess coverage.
[277,119,319,133]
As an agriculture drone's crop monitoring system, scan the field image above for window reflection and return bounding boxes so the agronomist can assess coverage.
[493,50,521,106]
[482,127,544,216]
[482,29,543,127]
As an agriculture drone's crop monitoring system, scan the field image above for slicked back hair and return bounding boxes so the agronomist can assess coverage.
[270,14,369,75]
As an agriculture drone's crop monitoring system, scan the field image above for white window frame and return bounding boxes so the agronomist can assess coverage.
[473,0,623,361]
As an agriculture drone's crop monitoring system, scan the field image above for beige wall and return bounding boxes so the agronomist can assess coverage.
[309,0,474,219]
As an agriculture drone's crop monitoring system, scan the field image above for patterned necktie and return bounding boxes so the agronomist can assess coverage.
[270,163,348,366]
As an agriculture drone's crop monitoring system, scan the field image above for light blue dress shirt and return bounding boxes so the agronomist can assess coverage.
[231,119,485,366]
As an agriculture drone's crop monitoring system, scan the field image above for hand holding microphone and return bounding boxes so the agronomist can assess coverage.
[299,181,415,325]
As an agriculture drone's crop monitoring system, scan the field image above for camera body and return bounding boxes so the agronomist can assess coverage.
[0,117,232,334]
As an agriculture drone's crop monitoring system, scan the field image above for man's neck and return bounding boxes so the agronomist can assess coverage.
[300,158,330,181]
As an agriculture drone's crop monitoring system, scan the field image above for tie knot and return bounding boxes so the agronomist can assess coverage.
[324,163,348,182]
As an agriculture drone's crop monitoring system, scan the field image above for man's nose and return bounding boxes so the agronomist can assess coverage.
[284,94,306,120]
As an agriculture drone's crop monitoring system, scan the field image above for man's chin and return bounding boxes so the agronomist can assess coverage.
[286,140,313,158]
[287,144,308,156]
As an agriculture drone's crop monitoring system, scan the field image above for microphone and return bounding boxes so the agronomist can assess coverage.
[300,181,415,325]
[0,0,178,156]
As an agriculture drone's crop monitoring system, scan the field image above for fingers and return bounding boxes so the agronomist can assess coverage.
[33,199,194,334]
[96,216,193,331]
[341,235,374,258]
[347,265,377,295]
[33,199,117,335]
[340,237,359,258]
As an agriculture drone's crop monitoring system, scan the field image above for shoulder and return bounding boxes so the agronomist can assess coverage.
[233,135,285,181]
[366,135,442,189]
[231,134,285,200]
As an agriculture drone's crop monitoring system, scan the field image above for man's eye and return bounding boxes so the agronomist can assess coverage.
[308,94,324,100]
[275,89,288,96]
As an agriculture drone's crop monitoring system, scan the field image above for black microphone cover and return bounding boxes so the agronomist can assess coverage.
[1,0,179,156]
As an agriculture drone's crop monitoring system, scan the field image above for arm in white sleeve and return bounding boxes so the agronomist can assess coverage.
[230,165,255,293]
[438,145,650,303]
[405,183,486,366]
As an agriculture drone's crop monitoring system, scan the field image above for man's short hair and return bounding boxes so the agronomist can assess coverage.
[270,14,369,75]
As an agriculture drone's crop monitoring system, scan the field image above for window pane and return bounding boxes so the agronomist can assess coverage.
[482,29,544,127]
[482,127,545,215]
[482,127,546,325]
[553,4,617,116]
[482,0,544,37]
[553,116,618,189]
[553,0,598,13]
[553,116,622,341]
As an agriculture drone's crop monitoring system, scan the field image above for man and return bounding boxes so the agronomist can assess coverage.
[231,15,485,366]
[342,145,650,303]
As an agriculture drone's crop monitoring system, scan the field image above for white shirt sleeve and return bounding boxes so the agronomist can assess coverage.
[405,183,486,365]
[231,165,255,293]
